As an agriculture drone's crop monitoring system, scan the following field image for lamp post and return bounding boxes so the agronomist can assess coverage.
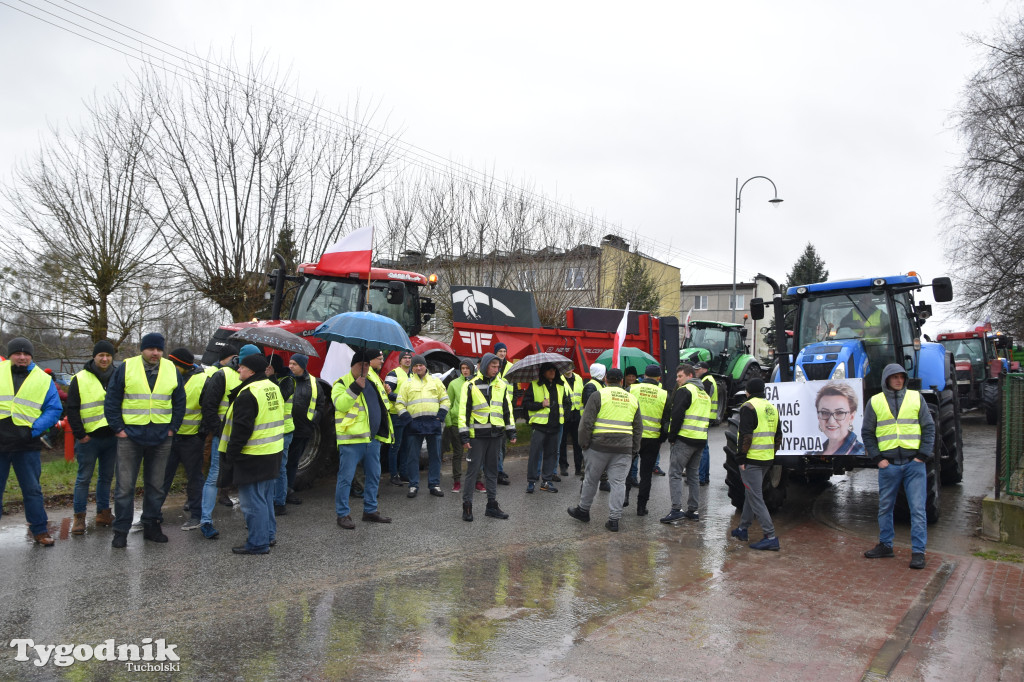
[732,176,783,322]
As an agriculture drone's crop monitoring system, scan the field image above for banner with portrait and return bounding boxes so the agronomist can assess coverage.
[763,378,866,456]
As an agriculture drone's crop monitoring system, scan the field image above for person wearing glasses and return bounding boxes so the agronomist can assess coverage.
[811,382,865,456]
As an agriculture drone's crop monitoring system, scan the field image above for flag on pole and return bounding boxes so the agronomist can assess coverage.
[683,306,693,340]
[318,226,374,273]
[612,304,630,369]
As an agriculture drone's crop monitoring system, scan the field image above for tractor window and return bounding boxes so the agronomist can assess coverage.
[291,279,361,321]
[364,283,419,335]
[795,292,893,347]
[893,293,917,374]
[689,327,727,356]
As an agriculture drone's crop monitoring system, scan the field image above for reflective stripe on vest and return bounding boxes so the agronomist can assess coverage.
[630,382,667,439]
[677,383,711,440]
[458,374,512,438]
[179,372,207,436]
[746,397,779,460]
[568,373,583,411]
[397,373,448,419]
[217,367,242,417]
[528,380,566,425]
[592,386,640,436]
[702,375,719,415]
[0,361,50,427]
[284,373,318,434]
[73,369,109,433]
[870,391,922,451]
[219,379,285,455]
[333,370,393,445]
[387,367,409,414]
[122,357,178,426]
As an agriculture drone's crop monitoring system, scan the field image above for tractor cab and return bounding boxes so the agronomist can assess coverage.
[682,321,748,377]
[290,274,425,338]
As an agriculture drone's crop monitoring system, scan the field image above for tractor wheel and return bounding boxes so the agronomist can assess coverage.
[723,410,787,513]
[938,388,963,485]
[736,362,762,395]
[292,380,338,491]
[895,402,941,524]
[982,381,1000,425]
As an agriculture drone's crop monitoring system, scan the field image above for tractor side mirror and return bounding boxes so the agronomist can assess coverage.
[740,327,748,338]
[931,277,953,303]
[420,298,436,314]
[750,298,765,320]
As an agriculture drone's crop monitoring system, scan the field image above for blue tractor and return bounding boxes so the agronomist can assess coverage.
[723,274,962,523]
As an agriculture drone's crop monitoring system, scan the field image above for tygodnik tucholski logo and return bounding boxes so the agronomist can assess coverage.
[9,638,180,671]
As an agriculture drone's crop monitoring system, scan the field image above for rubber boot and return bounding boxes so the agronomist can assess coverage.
[485,499,509,520]
[72,512,86,535]
[462,503,473,522]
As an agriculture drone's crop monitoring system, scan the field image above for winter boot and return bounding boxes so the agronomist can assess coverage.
[485,499,509,520]
[462,503,473,522]
[94,509,114,526]
[143,522,168,543]
[72,512,86,535]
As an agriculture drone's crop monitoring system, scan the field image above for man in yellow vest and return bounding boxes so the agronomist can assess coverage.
[67,340,118,535]
[662,363,711,524]
[558,364,584,478]
[161,348,208,531]
[397,354,450,498]
[385,350,413,486]
[729,378,783,550]
[629,364,671,516]
[840,292,890,341]
[524,362,571,493]
[0,337,63,546]
[493,342,513,485]
[274,353,324,508]
[862,363,935,569]
[334,349,394,529]
[694,361,718,485]
[216,353,284,554]
[458,352,517,521]
[104,332,185,548]
[568,368,643,532]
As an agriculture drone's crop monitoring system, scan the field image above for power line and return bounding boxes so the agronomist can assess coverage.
[3,0,754,279]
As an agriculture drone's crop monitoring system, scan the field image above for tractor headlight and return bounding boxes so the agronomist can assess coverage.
[831,362,846,379]
[794,365,807,383]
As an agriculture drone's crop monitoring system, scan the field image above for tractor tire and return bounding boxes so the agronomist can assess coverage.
[723,410,787,513]
[982,381,1000,425]
[894,401,941,524]
[292,380,339,491]
[938,388,963,485]
[736,362,762,396]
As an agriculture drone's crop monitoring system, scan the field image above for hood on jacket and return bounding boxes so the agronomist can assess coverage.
[479,353,499,379]
[538,362,557,380]
[881,363,907,389]
[459,359,476,375]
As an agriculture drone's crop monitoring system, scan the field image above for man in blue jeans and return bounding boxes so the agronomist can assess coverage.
[862,363,935,569]
[0,337,63,546]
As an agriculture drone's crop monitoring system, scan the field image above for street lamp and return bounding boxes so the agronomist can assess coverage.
[732,176,783,322]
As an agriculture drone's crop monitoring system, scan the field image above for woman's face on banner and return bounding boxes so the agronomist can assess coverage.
[817,393,854,443]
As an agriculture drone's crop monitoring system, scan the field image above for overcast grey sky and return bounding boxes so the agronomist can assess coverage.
[1,1,1015,330]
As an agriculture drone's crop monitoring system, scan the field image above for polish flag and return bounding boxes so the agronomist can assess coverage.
[612,304,630,369]
[318,226,373,273]
[683,307,693,340]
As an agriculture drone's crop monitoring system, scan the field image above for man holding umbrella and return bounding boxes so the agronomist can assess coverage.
[523,361,571,493]
[333,349,393,529]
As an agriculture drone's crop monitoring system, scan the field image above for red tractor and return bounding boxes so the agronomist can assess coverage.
[201,254,459,488]
[937,329,1003,424]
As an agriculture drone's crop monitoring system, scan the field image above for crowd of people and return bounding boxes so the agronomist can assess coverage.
[0,333,935,567]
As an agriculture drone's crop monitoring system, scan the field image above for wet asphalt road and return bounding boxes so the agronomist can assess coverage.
[0,415,1007,681]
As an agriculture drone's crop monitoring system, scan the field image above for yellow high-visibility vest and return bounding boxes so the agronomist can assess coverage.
[745,397,779,461]
[179,372,207,436]
[458,373,514,438]
[630,382,667,439]
[677,383,711,441]
[122,356,177,426]
[333,370,394,445]
[72,369,109,433]
[218,379,285,455]
[0,361,50,427]
[528,380,566,426]
[592,386,640,436]
[702,375,719,417]
[870,391,922,451]
[284,373,318,433]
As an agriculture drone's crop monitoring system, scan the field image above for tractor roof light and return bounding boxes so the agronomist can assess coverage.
[796,286,808,296]
[428,273,438,289]
[914,337,921,351]
[872,278,886,287]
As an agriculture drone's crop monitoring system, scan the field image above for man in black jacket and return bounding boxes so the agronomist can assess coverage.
[67,340,118,534]
[523,363,571,493]
[162,348,208,531]
[218,353,284,554]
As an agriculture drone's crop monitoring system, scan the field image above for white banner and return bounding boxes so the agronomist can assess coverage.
[764,379,866,456]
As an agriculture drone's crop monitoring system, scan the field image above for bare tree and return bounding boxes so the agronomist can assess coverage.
[139,54,394,322]
[0,92,161,351]
[946,15,1024,336]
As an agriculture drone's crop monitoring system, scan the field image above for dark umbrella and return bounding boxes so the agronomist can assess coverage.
[311,311,413,354]
[229,326,320,357]
[502,352,574,383]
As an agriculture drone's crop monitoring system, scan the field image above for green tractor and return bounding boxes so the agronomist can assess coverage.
[680,320,764,422]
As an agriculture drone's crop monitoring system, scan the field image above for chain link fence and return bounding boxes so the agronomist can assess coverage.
[997,374,1024,499]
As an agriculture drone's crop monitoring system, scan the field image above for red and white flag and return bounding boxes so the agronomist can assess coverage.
[612,304,630,369]
[683,306,693,340]
[318,226,373,273]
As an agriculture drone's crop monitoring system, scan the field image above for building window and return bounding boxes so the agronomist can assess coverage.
[729,294,745,311]
[519,270,537,290]
[694,295,708,310]
[565,267,586,290]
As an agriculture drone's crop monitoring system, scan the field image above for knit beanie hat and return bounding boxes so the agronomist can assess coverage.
[6,337,33,357]
[290,354,309,371]
[93,340,116,357]
[167,348,195,370]
[589,363,606,380]
[139,332,165,351]
[238,344,261,359]
[645,364,661,378]
[239,353,269,374]
[494,342,508,353]
[410,354,427,367]
[219,344,240,361]
[746,378,766,397]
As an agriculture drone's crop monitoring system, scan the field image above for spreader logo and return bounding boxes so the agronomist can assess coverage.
[452,289,515,322]
[459,331,493,355]
[9,638,180,670]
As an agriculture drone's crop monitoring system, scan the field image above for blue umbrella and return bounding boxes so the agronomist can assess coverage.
[311,311,413,354]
